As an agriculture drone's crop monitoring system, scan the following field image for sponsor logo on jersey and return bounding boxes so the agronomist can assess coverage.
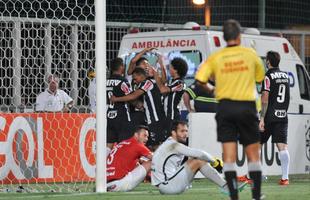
[274,109,287,118]
[107,111,118,119]
[270,72,289,79]
[107,79,121,86]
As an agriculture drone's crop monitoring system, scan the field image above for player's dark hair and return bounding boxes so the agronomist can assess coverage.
[134,125,149,134]
[170,58,188,79]
[132,67,147,77]
[223,19,241,42]
[266,51,281,68]
[110,57,124,72]
[170,120,188,133]
[136,57,148,67]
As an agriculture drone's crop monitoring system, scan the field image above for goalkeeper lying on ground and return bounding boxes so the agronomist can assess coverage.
[151,120,247,195]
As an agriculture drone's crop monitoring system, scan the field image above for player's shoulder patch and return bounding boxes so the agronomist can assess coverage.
[121,82,131,95]
[263,76,271,91]
[141,79,154,91]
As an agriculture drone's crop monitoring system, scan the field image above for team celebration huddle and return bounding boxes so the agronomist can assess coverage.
[104,19,290,200]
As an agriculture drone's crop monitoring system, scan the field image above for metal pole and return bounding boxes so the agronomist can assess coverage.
[258,0,266,28]
[12,21,22,109]
[95,0,107,193]
[205,1,211,27]
[300,34,306,65]
[70,25,79,105]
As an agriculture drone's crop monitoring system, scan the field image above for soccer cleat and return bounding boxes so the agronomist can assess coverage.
[237,175,253,184]
[279,179,289,185]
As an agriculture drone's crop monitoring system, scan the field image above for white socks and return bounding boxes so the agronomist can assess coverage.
[279,150,290,180]
[200,163,226,187]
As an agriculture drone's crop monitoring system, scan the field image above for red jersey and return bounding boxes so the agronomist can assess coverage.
[107,137,151,181]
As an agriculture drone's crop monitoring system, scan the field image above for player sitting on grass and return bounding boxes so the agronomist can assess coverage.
[107,125,152,192]
[151,120,247,195]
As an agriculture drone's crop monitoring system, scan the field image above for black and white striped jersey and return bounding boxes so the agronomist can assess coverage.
[163,78,185,120]
[106,74,131,121]
[137,78,166,124]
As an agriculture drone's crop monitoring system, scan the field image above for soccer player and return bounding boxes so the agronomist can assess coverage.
[195,19,265,200]
[110,67,167,150]
[259,51,290,185]
[107,125,152,192]
[150,57,188,128]
[127,47,167,84]
[151,120,247,195]
[106,58,132,152]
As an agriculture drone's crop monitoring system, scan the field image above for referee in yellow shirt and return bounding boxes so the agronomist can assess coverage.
[195,19,265,200]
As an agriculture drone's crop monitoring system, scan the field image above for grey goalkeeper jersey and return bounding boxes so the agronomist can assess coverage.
[151,137,214,186]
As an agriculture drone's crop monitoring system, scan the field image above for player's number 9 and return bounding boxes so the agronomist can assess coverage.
[277,84,286,103]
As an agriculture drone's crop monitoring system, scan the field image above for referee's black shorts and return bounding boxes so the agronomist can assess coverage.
[215,99,260,146]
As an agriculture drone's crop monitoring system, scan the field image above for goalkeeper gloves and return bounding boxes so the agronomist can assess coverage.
[211,157,223,173]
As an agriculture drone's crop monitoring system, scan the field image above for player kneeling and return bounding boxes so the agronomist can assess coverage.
[107,125,152,192]
[151,120,246,195]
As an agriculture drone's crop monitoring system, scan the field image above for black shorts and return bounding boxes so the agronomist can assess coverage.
[215,100,260,146]
[107,114,133,143]
[147,120,168,146]
[260,122,288,144]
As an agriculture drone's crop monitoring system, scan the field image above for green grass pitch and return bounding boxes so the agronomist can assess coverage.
[0,174,309,200]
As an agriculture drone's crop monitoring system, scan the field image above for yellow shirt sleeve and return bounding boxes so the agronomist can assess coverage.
[254,54,265,83]
[195,57,214,83]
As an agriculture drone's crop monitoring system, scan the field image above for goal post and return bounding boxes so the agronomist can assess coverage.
[95,0,107,193]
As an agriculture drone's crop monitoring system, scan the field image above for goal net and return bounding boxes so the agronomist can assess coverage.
[0,0,97,192]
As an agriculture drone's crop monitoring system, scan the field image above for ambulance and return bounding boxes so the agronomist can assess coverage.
[118,23,310,175]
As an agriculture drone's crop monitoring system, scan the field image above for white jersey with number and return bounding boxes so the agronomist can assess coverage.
[151,137,214,186]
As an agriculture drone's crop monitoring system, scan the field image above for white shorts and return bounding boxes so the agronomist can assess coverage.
[107,165,147,192]
[158,163,194,194]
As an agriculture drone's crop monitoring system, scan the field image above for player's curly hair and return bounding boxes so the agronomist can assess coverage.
[170,58,188,79]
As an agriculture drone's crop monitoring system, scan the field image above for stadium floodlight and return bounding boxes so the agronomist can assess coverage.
[192,0,211,26]
[193,0,206,5]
